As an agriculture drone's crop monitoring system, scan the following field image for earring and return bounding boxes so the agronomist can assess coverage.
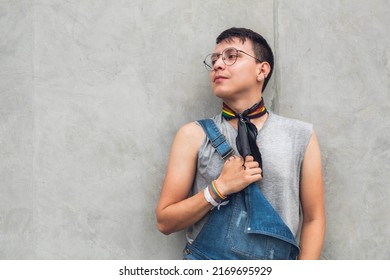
[257,76,263,82]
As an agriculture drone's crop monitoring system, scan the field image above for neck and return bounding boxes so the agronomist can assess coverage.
[222,96,268,130]
[222,95,263,114]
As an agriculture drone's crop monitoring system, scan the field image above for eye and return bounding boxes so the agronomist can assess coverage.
[210,54,219,65]
[223,48,238,62]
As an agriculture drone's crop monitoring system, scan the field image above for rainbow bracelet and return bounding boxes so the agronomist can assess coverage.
[211,180,227,201]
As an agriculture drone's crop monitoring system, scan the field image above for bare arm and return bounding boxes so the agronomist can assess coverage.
[155,122,209,235]
[298,131,326,259]
[156,122,262,235]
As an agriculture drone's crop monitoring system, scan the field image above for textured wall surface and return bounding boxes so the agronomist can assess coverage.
[0,0,35,258]
[0,0,388,260]
[276,0,390,259]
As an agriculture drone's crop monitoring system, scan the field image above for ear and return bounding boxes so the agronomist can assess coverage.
[256,62,271,81]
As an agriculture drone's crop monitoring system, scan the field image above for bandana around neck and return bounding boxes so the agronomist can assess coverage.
[222,98,267,121]
[221,98,268,172]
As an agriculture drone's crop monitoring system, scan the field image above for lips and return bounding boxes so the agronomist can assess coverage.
[214,75,228,82]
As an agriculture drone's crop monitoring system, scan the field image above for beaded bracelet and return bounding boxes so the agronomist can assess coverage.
[211,180,227,201]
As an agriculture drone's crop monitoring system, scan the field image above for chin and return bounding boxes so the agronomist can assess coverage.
[213,90,237,101]
[213,88,232,98]
[214,92,229,99]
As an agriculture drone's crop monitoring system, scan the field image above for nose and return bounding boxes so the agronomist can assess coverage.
[213,55,225,71]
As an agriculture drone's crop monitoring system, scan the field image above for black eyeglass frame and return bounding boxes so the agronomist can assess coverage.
[203,47,263,71]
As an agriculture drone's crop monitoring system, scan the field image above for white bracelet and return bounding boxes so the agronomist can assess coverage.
[204,186,219,207]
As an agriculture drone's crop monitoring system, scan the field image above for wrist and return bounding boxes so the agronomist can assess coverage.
[211,180,227,201]
[214,179,228,197]
[208,186,221,203]
[203,186,219,207]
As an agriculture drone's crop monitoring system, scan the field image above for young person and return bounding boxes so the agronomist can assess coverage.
[156,27,325,260]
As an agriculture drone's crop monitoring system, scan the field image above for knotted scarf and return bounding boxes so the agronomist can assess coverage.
[222,99,268,171]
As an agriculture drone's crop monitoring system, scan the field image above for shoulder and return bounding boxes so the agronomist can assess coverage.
[177,121,204,138]
[174,115,224,152]
[173,121,205,151]
[267,112,315,158]
[270,112,313,132]
[177,114,223,139]
[268,112,313,141]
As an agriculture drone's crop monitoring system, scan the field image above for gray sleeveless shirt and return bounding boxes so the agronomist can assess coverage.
[186,111,313,243]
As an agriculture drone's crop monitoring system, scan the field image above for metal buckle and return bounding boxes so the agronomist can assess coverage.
[221,149,234,160]
[211,134,226,149]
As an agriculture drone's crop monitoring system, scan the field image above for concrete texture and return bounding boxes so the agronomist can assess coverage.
[276,0,390,259]
[0,0,388,259]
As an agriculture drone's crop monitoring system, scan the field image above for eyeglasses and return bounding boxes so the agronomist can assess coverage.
[203,47,262,71]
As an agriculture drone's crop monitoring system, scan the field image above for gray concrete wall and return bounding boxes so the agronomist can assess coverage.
[0,0,388,259]
[276,0,390,259]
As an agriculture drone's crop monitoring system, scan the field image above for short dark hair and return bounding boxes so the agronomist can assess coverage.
[216,27,274,91]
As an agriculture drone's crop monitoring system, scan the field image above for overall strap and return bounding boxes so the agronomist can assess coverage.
[196,118,299,251]
[197,119,234,160]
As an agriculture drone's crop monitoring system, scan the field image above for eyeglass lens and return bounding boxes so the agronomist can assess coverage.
[204,48,238,70]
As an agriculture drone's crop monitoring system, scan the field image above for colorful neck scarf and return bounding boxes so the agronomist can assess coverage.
[222,99,267,121]
[221,99,268,171]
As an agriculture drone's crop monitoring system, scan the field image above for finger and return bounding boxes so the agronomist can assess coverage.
[246,171,262,183]
[247,167,262,176]
[244,155,254,162]
[248,167,262,175]
[243,160,259,169]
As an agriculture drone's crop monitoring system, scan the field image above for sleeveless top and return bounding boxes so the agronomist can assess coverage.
[186,111,313,243]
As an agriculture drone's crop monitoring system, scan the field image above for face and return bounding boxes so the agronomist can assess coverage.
[209,38,261,100]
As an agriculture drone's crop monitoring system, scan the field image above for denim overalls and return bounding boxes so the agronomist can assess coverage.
[183,119,300,260]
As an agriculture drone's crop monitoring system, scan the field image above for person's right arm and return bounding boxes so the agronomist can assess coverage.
[155,122,262,235]
[156,122,211,235]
